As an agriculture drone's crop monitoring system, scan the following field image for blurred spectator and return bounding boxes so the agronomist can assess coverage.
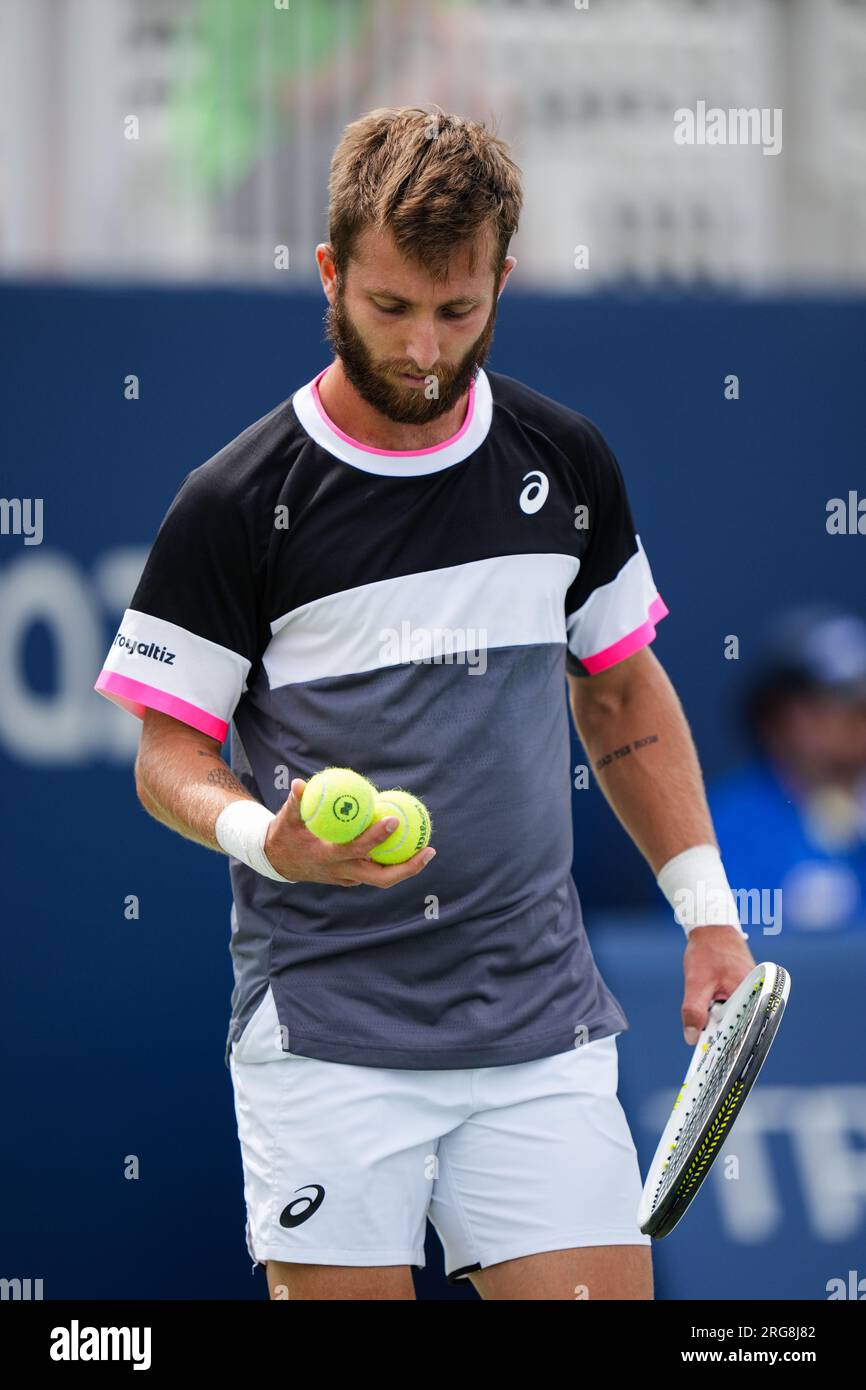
[709,605,866,932]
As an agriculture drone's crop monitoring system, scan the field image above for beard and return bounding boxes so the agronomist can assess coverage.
[324,287,498,426]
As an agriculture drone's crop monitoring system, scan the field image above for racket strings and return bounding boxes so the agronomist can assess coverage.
[670,1076,747,1201]
[647,984,763,1211]
[639,963,790,1236]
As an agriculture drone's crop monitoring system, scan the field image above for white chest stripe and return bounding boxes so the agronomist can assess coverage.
[265,552,581,688]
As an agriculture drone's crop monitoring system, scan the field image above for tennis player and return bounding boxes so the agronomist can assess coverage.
[94,106,754,1300]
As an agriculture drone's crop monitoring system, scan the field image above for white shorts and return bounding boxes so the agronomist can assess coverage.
[229,996,649,1284]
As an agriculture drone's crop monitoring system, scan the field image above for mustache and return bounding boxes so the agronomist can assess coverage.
[391,365,457,381]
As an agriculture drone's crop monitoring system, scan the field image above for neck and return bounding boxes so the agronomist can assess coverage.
[316,358,471,452]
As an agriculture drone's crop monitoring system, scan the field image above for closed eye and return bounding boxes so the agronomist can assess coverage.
[373,303,473,320]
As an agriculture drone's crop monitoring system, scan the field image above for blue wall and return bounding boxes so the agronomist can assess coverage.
[2,284,864,1298]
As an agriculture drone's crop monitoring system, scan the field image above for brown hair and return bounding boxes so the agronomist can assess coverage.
[327,106,523,284]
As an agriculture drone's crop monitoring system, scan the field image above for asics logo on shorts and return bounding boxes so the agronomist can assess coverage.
[279,1184,325,1227]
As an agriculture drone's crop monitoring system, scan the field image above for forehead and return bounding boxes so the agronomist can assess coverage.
[347,222,496,296]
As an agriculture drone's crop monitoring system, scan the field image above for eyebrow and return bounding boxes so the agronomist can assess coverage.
[366,288,483,308]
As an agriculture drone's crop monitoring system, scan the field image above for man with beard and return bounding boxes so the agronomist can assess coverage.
[94,106,752,1301]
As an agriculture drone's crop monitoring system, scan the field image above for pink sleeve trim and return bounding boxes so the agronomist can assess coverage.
[94,670,229,742]
[581,595,670,674]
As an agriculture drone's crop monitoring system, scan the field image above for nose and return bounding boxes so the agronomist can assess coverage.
[404,322,440,374]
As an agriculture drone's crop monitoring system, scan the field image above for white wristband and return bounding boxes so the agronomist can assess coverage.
[656,843,748,938]
[215,800,294,883]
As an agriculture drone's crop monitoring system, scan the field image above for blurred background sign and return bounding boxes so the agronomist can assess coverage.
[2,0,866,289]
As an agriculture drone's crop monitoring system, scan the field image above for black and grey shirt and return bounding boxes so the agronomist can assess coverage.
[95,366,669,1069]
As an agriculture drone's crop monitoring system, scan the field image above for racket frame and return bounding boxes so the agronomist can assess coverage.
[638,960,790,1238]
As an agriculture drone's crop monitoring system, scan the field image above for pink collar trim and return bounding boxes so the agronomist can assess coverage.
[310,365,475,457]
[292,365,493,477]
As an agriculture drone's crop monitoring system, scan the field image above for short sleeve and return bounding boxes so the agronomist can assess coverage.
[93,467,263,742]
[565,420,669,677]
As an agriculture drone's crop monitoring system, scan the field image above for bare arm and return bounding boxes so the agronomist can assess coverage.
[135,708,253,850]
[134,707,435,888]
[567,645,755,1039]
[567,645,716,875]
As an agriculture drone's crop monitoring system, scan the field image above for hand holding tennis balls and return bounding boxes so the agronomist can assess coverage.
[262,766,435,887]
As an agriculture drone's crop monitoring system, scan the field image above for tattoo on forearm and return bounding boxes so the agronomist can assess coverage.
[196,749,249,797]
[595,733,659,770]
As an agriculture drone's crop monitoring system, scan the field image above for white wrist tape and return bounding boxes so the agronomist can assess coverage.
[215,800,294,883]
[656,843,748,938]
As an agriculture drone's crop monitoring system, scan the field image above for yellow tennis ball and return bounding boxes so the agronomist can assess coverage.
[368,789,432,865]
[300,767,377,844]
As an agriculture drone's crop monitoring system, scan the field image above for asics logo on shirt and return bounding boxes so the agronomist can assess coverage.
[279,1184,326,1227]
[519,470,550,514]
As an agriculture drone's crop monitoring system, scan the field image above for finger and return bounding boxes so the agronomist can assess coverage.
[339,846,436,888]
[392,847,437,878]
[330,815,402,858]
[275,779,307,828]
[681,983,725,1042]
[286,779,307,820]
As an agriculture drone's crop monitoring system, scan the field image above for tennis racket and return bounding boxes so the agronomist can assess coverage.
[638,960,790,1238]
